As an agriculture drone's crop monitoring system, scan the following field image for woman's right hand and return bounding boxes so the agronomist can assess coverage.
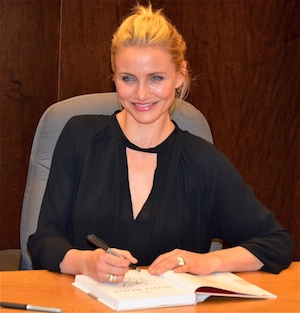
[60,248,138,283]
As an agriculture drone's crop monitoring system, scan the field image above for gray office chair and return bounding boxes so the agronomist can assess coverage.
[1,92,217,271]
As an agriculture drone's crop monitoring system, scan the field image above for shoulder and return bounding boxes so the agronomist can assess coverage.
[57,114,114,152]
[65,114,111,133]
[180,130,219,160]
[62,114,112,139]
[180,129,237,175]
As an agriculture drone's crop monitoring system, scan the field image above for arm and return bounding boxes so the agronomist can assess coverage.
[150,146,295,275]
[27,118,81,271]
[27,116,138,279]
[28,116,110,274]
[210,153,295,274]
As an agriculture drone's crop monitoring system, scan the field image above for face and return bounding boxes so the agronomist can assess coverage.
[113,46,185,126]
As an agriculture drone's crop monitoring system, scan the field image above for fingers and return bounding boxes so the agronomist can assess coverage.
[149,250,216,276]
[148,249,187,275]
[90,248,138,283]
[111,248,139,265]
[93,270,126,284]
[105,272,125,284]
[148,249,209,276]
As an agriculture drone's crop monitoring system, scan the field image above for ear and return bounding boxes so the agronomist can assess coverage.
[175,61,187,88]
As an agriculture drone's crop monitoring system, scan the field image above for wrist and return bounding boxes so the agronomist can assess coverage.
[206,251,222,273]
[60,249,92,275]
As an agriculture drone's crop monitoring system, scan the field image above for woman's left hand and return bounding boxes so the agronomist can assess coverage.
[148,246,264,276]
[148,249,216,276]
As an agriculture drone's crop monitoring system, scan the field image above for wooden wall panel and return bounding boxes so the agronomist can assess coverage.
[178,0,300,256]
[0,0,61,249]
[58,0,117,100]
[1,0,299,260]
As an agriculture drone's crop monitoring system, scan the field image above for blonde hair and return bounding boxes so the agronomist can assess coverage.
[111,3,191,102]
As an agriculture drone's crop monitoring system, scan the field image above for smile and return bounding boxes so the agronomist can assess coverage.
[133,102,157,107]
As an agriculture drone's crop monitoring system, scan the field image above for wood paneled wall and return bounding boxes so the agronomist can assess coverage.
[1,0,299,260]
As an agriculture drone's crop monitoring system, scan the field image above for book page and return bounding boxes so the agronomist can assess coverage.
[162,271,276,299]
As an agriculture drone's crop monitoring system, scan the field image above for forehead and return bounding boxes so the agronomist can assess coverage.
[114,46,176,72]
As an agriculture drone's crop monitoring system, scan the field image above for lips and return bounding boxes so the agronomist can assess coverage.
[133,102,157,108]
[132,102,158,111]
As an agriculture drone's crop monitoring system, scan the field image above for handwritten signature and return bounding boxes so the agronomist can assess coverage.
[122,278,149,287]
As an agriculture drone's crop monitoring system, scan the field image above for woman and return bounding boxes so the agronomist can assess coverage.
[28,4,295,283]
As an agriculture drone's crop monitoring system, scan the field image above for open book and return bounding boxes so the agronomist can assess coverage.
[73,269,276,311]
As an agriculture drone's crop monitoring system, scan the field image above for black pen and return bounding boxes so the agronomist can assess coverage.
[87,234,141,272]
[0,302,61,313]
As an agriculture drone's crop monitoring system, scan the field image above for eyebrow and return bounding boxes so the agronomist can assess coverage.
[118,71,167,76]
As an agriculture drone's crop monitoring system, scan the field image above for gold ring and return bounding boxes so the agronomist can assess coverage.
[107,273,118,283]
[176,257,185,267]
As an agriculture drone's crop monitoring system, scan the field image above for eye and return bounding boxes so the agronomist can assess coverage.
[151,76,163,82]
[121,76,135,82]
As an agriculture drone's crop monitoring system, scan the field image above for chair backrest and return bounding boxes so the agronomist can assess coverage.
[20,92,213,269]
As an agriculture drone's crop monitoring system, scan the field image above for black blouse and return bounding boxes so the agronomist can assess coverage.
[28,113,295,273]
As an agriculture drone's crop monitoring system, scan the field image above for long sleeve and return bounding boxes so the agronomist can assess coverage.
[28,118,82,271]
[203,146,295,273]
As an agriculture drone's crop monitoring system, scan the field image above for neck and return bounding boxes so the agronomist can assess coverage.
[116,111,175,149]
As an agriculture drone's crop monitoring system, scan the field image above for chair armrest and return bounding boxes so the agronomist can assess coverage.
[0,249,21,271]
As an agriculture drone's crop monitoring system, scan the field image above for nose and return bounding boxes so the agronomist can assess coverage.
[135,81,150,101]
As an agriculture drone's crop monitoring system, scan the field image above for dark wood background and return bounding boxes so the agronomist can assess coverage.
[1,0,299,260]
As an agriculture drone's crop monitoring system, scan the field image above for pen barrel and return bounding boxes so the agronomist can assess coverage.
[106,248,139,271]
[27,305,62,313]
[0,302,27,310]
[106,247,122,258]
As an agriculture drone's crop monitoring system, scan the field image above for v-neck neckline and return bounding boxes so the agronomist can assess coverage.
[110,113,179,222]
[108,113,185,261]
